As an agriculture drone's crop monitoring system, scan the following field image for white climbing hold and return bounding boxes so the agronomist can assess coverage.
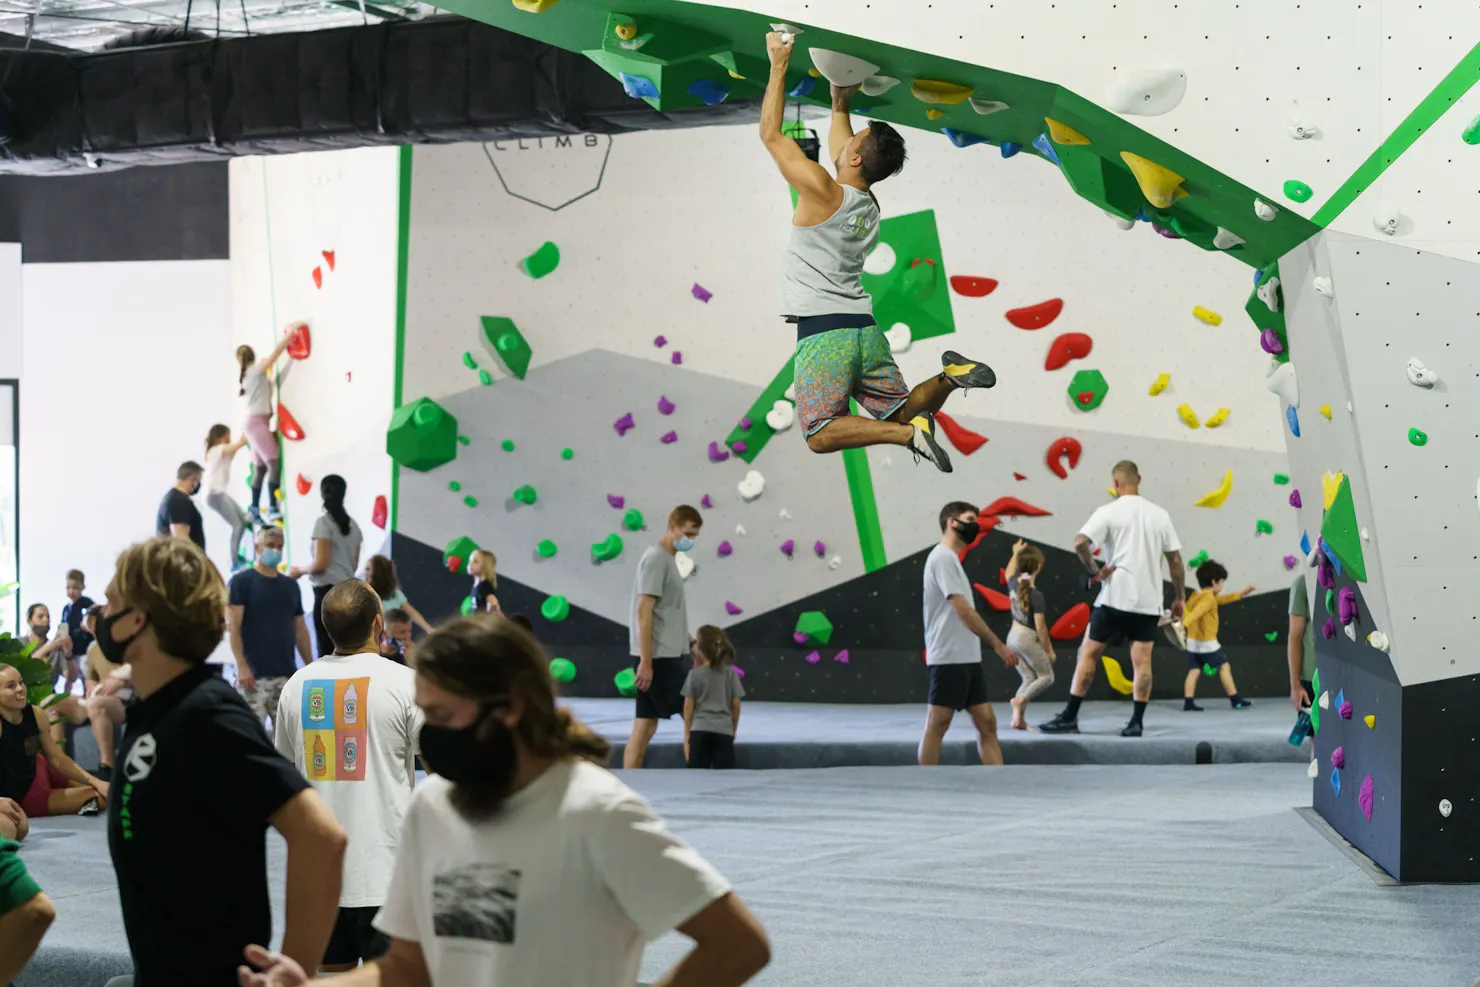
[1372,207,1402,236]
[1440,798,1453,818]
[969,97,1009,115]
[735,524,747,536]
[784,383,796,402]
[1318,690,1331,710]
[1102,66,1187,116]
[1360,527,1370,541]
[1344,622,1357,642]
[1368,630,1390,652]
[1106,210,1136,231]
[1307,758,1319,778]
[885,323,913,354]
[1255,199,1278,221]
[807,49,880,88]
[675,550,695,580]
[1266,361,1299,408]
[1257,276,1282,313]
[769,22,804,43]
[779,508,792,520]
[827,555,842,570]
[1287,102,1320,140]
[737,470,765,502]
[1406,357,1438,388]
[765,399,796,433]
[859,75,899,97]
[1346,400,1353,414]
[1312,276,1333,298]
[1213,227,1245,250]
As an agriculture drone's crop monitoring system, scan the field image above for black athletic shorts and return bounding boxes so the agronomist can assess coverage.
[1188,649,1228,670]
[633,656,688,720]
[927,662,988,711]
[323,906,390,966]
[688,730,736,769]
[1088,605,1160,645]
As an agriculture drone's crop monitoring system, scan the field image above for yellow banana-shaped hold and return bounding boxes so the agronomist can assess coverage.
[1149,373,1170,396]
[1101,655,1135,695]
[1205,408,1230,428]
[1045,117,1091,145]
[1319,403,1332,420]
[911,78,973,104]
[1192,306,1222,325]
[1177,403,1200,428]
[1120,151,1189,208]
[925,109,944,119]
[1194,469,1234,508]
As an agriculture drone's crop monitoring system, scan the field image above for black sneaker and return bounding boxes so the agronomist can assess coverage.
[94,764,113,783]
[1120,722,1144,738]
[1183,701,1205,712]
[76,797,101,817]
[907,414,953,473]
[1037,714,1080,734]
[1231,699,1253,709]
[941,350,997,389]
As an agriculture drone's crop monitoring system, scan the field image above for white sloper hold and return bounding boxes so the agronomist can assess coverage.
[1373,207,1401,236]
[885,323,913,354]
[970,97,1009,115]
[1361,527,1370,541]
[1318,690,1331,710]
[675,550,695,580]
[1103,66,1187,116]
[1106,210,1136,231]
[1213,227,1245,250]
[779,508,792,520]
[738,469,765,502]
[828,555,842,570]
[1288,102,1319,140]
[735,524,747,536]
[1406,357,1438,388]
[1255,199,1278,221]
[1440,799,1453,818]
[859,75,899,97]
[808,48,880,88]
[1312,276,1333,298]
[1344,622,1357,642]
[1307,758,1319,779]
[1368,630,1390,652]
[1267,361,1299,408]
[765,398,796,432]
[1257,276,1282,313]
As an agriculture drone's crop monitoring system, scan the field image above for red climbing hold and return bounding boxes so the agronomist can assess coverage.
[950,275,998,297]
[446,555,464,574]
[973,583,1013,612]
[1046,436,1082,479]
[1050,602,1091,641]
[1014,472,1028,481]
[322,249,336,272]
[1045,332,1094,371]
[276,403,305,441]
[1076,391,1095,406]
[285,322,311,360]
[312,266,323,289]
[935,412,988,456]
[956,515,1001,563]
[295,474,311,496]
[980,496,1052,518]
[999,568,1007,585]
[1005,298,1063,330]
[371,494,388,530]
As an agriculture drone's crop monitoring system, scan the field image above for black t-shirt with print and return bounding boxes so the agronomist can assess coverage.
[0,705,41,802]
[155,487,205,550]
[108,666,308,985]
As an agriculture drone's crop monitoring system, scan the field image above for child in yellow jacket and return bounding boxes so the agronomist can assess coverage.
[1183,560,1255,711]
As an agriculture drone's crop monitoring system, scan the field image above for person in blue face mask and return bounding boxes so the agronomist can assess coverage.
[227,526,315,732]
[624,505,703,769]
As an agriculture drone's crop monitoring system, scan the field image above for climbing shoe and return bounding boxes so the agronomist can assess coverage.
[1120,722,1144,738]
[941,350,997,390]
[1037,714,1080,734]
[908,414,953,473]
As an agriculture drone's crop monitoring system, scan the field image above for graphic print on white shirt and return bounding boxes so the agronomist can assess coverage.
[433,863,521,943]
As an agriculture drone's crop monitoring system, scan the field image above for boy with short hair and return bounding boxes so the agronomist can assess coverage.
[380,608,412,663]
[1182,560,1255,711]
[58,569,94,694]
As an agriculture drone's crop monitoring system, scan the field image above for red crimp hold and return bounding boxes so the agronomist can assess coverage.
[934,411,988,455]
[980,496,1051,517]
[322,249,336,272]
[1050,602,1091,640]
[950,275,998,297]
[973,582,1013,612]
[1046,436,1082,479]
[1005,298,1063,330]
[276,403,305,441]
[1044,332,1093,371]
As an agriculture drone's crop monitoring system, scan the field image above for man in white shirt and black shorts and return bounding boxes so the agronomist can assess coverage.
[920,501,1020,765]
[1040,461,1186,737]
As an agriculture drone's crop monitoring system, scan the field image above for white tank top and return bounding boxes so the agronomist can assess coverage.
[242,365,272,416]
[778,185,879,319]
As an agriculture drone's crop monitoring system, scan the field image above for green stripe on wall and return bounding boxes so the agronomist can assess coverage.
[842,400,887,573]
[390,145,413,533]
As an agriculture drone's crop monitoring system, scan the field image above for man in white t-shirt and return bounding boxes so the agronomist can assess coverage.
[273,579,423,974]
[920,501,1020,766]
[1040,461,1186,738]
[238,614,770,987]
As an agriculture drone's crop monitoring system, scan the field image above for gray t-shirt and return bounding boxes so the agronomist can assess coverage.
[242,365,273,416]
[1009,574,1047,628]
[309,514,363,587]
[923,544,979,666]
[1288,575,1318,682]
[629,546,688,658]
[681,665,745,736]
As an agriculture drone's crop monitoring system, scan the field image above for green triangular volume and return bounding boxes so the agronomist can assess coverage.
[1319,475,1367,582]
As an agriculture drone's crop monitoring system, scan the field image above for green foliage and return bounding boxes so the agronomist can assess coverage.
[0,633,55,706]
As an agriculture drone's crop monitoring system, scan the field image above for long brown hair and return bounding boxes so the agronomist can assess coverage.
[235,345,256,396]
[1014,546,1045,615]
[365,554,398,598]
[204,423,230,453]
[695,624,735,668]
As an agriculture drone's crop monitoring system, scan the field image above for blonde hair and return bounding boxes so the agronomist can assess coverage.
[695,624,735,667]
[471,549,497,588]
[1014,546,1045,616]
[113,536,227,662]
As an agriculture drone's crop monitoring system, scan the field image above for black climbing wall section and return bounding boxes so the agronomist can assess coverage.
[1399,673,1480,882]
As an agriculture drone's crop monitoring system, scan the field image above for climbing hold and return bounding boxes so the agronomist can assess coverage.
[1372,208,1402,236]
[1283,180,1313,203]
[1031,133,1061,166]
[1359,775,1374,821]
[386,397,458,471]
[1256,520,1273,535]
[1283,555,1298,569]
[1050,602,1091,640]
[591,533,624,562]
[548,658,575,684]
[513,484,537,505]
[1312,276,1333,298]
[1260,329,1284,355]
[461,352,478,371]
[708,441,730,463]
[884,323,913,353]
[1465,114,1480,144]
[1319,690,1331,711]
[1188,550,1209,568]
[1044,332,1094,371]
[934,412,987,456]
[674,551,694,580]
[475,369,492,387]
[1289,490,1302,509]
[831,649,850,664]
[686,78,732,106]
[738,470,765,502]
[500,439,515,452]
[902,257,938,301]
[479,316,532,380]
[941,128,989,148]
[980,496,1051,518]
[511,0,560,10]
[1107,212,1136,231]
[1151,222,1181,240]
[1256,276,1282,314]
[1264,630,1279,642]
[1205,408,1230,428]
[1405,358,1438,388]
[701,494,713,509]
[724,601,743,616]
[295,473,311,496]
[1274,473,1290,485]
[518,241,560,279]
[447,556,464,574]
[1254,199,1277,221]
[1004,298,1063,330]
[1266,362,1299,407]
[1100,656,1135,694]
[1213,227,1245,250]
[1320,475,1367,582]
[462,496,478,508]
[1148,373,1170,396]
[653,335,667,349]
[1322,618,1336,639]
[1318,403,1332,421]
[911,78,973,104]
[949,275,997,297]
[739,417,752,433]
[795,610,834,646]
[813,541,827,558]
[925,109,945,120]
[1119,152,1188,208]
[540,595,570,622]
[779,507,792,519]
[672,352,683,364]
[786,76,816,99]
[1068,369,1109,411]
[1103,66,1187,115]
[536,539,557,558]
[1014,472,1027,482]
[1287,406,1301,437]
[1045,118,1091,145]
[1000,141,1022,158]
[1176,404,1200,429]
[1307,759,1319,779]
[276,403,305,442]
[1321,471,1345,511]
[765,399,796,432]
[969,97,1009,115]
[1331,746,1345,770]
[1191,306,1222,326]
[657,395,675,416]
[1288,106,1319,139]
[973,583,1013,612]
[285,322,312,360]
[859,75,899,97]
[312,266,322,289]
[1046,436,1082,479]
[1368,630,1389,652]
[614,668,637,698]
[807,48,880,87]
[802,650,822,665]
[560,448,574,462]
[622,508,644,532]
[1366,715,1378,729]
[1408,427,1428,446]
[660,431,678,444]
[606,494,624,509]
[619,72,659,100]
[735,524,747,537]
[613,20,636,40]
[779,538,794,559]
[1193,470,1233,509]
[457,435,471,446]
[371,495,387,530]
[689,282,713,303]
[1340,700,1354,720]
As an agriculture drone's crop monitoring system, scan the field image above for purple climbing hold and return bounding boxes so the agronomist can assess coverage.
[1322,617,1336,639]
[780,538,795,557]
[814,540,826,558]
[1283,555,1298,569]
[1260,329,1284,355]
[1359,774,1374,820]
[701,494,713,509]
[707,441,730,463]
[1338,586,1357,625]
[672,351,683,365]
[733,440,748,454]
[1151,223,1182,239]
[739,417,752,432]
[792,631,809,644]
[691,283,712,303]
[606,494,625,509]
[724,601,743,615]
[717,540,733,557]
[613,412,635,436]
[660,431,678,444]
[1339,700,1353,720]
[654,335,667,348]
[658,395,675,415]
[804,650,821,664]
[1289,490,1302,508]
[1317,554,1335,590]
[1331,746,1345,769]
[833,649,850,664]
[733,665,746,679]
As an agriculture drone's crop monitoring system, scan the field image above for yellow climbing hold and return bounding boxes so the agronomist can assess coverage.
[1192,306,1222,325]
[728,70,746,80]
[1177,403,1200,428]
[1205,408,1231,428]
[1120,151,1189,208]
[1194,469,1234,508]
[1319,403,1332,420]
[1364,714,1375,728]
[1322,471,1345,511]
[1045,117,1091,145]
[808,66,822,78]
[1149,373,1170,396]
[1101,655,1135,695]
[511,0,560,10]
[614,21,637,39]
[925,109,945,120]
[1107,487,1119,498]
[911,78,973,105]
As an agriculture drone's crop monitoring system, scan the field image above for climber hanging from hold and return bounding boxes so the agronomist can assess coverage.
[761,31,996,474]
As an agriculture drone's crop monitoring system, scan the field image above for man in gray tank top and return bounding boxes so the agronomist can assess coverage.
[761,31,999,474]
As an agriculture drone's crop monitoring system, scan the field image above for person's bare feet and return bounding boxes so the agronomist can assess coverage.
[1010,697,1029,730]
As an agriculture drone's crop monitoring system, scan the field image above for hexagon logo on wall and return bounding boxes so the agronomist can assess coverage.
[481,135,613,212]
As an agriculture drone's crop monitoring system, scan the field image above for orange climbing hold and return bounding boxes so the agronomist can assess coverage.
[285,322,312,360]
[1050,602,1091,640]
[1046,436,1082,479]
[980,497,1051,518]
[935,412,988,455]
[1045,332,1094,371]
[276,403,305,441]
[322,249,336,272]
[312,266,323,289]
[295,474,312,496]
[950,275,998,297]
[1005,298,1063,330]
[973,583,1013,612]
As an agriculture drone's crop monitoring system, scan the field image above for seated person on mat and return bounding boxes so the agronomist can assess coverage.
[0,831,54,983]
[0,665,110,832]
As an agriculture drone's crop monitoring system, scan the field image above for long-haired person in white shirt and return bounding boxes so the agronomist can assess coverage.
[238,614,771,987]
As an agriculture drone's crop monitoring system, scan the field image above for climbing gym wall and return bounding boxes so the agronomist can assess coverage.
[229,148,401,575]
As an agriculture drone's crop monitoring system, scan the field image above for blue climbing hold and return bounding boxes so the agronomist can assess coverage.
[1254,269,1265,285]
[1286,405,1301,437]
[1336,688,1345,710]
[787,76,816,99]
[942,128,988,148]
[1032,132,1061,166]
[1133,207,1148,223]
[1000,141,1021,158]
[1321,538,1343,576]
[1330,766,1341,797]
[686,78,731,106]
[1300,531,1311,555]
[620,73,659,100]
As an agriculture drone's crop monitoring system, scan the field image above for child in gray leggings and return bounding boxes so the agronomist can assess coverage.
[203,424,251,569]
[1005,540,1055,730]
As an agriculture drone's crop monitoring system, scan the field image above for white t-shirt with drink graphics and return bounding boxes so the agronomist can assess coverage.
[274,650,423,907]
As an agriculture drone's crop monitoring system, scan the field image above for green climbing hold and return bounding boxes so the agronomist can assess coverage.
[457,435,471,446]
[561,448,574,460]
[548,657,576,683]
[540,595,570,622]
[1408,427,1428,446]
[449,481,461,492]
[623,508,644,532]
[480,316,532,380]
[1325,588,1335,614]
[513,484,538,505]
[1255,519,1273,535]
[462,351,478,370]
[463,496,478,508]
[1283,180,1313,203]
[460,596,475,616]
[1203,663,1217,677]
[1265,630,1279,642]
[501,439,515,452]
[1464,114,1480,144]
[1067,368,1109,411]
[592,533,624,562]
[387,397,459,472]
[1273,473,1289,485]
[536,539,558,558]
[444,535,479,570]
[1311,669,1322,733]
[519,241,561,280]
[795,610,834,646]
[614,667,638,697]
[478,370,493,387]
[1189,550,1209,568]
[1319,474,1368,582]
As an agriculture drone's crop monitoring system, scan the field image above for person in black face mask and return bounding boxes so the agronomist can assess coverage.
[155,461,207,550]
[238,614,771,987]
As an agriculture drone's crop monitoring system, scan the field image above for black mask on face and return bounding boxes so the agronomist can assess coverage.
[953,519,981,544]
[421,712,518,820]
[95,608,141,665]
[29,623,49,638]
[189,482,202,496]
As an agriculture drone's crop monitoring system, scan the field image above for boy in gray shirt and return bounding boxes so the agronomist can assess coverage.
[682,626,745,770]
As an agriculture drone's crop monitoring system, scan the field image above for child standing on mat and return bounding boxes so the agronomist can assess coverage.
[1182,560,1255,711]
[1004,540,1055,731]
[466,550,500,614]
[682,626,744,770]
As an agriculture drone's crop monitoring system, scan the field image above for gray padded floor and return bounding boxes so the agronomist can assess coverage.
[565,698,1308,766]
[19,764,1480,987]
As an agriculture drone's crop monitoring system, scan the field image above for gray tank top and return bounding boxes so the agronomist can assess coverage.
[778,185,879,319]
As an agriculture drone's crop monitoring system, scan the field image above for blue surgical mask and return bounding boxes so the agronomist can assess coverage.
[674,535,696,553]
[259,548,283,568]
